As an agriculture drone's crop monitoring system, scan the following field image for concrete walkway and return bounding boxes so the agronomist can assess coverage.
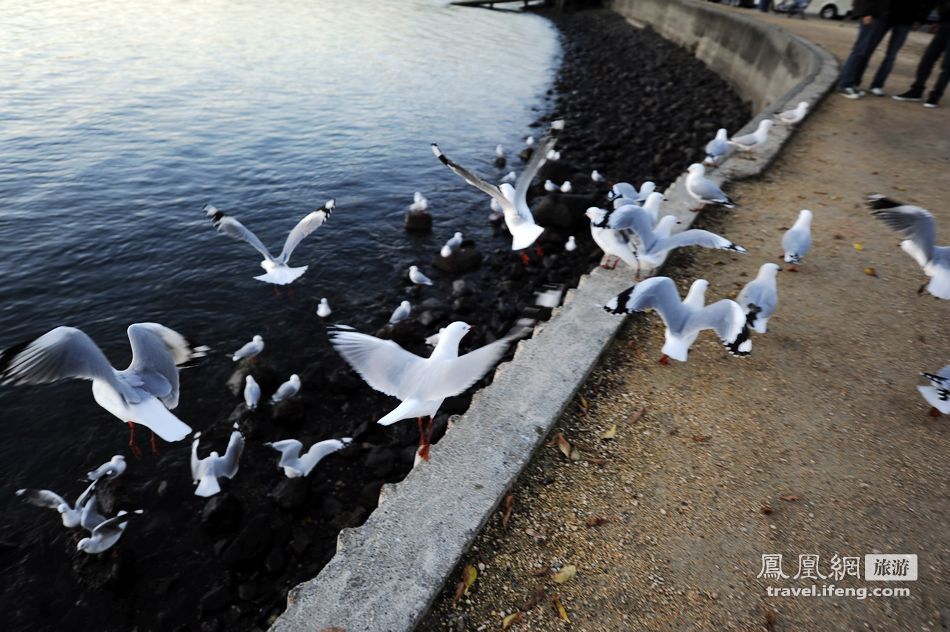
[420,11,949,632]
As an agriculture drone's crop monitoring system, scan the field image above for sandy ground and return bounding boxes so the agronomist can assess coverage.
[420,11,950,632]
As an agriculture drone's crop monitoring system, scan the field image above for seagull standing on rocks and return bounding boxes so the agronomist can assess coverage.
[271,375,301,404]
[868,195,949,299]
[329,322,514,460]
[409,192,428,213]
[544,180,559,192]
[409,265,434,286]
[918,366,950,416]
[565,236,577,252]
[205,200,335,287]
[190,424,244,497]
[265,437,352,478]
[782,210,813,272]
[86,455,127,482]
[776,101,809,124]
[685,163,736,210]
[244,375,260,410]
[441,232,463,258]
[736,263,781,333]
[704,128,730,165]
[0,323,205,456]
[389,300,412,325]
[604,277,752,363]
[15,480,99,529]
[317,298,332,318]
[729,119,773,151]
[232,335,264,362]
[560,181,573,193]
[494,144,506,168]
[591,170,606,183]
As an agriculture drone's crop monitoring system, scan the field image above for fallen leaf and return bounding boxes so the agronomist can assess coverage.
[552,596,570,622]
[578,394,589,410]
[463,564,477,596]
[552,565,577,584]
[585,515,609,527]
[780,495,799,502]
[853,242,864,251]
[569,446,583,461]
[629,407,647,424]
[556,433,572,459]
[864,267,878,277]
[502,612,523,629]
[452,579,465,606]
[692,434,711,443]
[600,425,617,440]
[761,505,773,515]
[502,494,515,529]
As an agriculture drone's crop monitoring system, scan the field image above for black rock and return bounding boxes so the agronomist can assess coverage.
[363,446,396,479]
[237,582,258,601]
[201,494,243,533]
[199,585,231,615]
[404,210,432,233]
[431,246,483,275]
[264,548,287,575]
[222,515,273,566]
[269,478,310,511]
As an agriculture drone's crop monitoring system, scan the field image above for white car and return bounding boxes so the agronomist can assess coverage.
[810,0,853,19]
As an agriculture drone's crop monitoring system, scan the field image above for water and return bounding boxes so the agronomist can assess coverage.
[0,1,558,628]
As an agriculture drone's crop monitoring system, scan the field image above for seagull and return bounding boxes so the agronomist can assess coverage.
[560,181,573,194]
[729,119,773,151]
[585,207,640,270]
[704,128,730,165]
[919,366,950,416]
[441,232,464,258]
[232,335,264,362]
[329,321,513,460]
[389,300,411,325]
[686,163,735,209]
[205,199,335,286]
[736,263,781,333]
[190,424,244,497]
[494,144,506,167]
[641,192,665,226]
[525,136,535,147]
[317,298,332,318]
[501,171,517,183]
[265,437,352,478]
[565,236,577,252]
[604,277,752,363]
[0,323,204,456]
[868,195,949,299]
[409,192,428,213]
[546,149,561,161]
[409,265,434,286]
[589,206,745,276]
[86,455,127,482]
[782,209,813,272]
[244,375,260,410]
[15,480,99,529]
[489,197,504,223]
[271,374,301,404]
[609,182,639,203]
[433,123,562,260]
[591,170,606,183]
[776,101,808,125]
[76,500,144,554]
[544,180,559,192]
[636,182,656,202]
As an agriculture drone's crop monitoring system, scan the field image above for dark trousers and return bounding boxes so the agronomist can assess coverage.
[838,19,881,89]
[869,23,911,89]
[758,0,770,12]
[911,24,950,102]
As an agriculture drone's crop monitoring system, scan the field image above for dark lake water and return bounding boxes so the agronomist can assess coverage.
[0,0,558,627]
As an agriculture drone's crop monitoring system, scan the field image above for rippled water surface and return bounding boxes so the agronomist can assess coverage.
[0,0,558,627]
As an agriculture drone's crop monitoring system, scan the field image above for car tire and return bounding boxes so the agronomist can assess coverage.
[819,5,838,19]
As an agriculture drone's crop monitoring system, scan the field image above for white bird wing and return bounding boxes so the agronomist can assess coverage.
[868,196,936,263]
[79,495,107,531]
[328,326,426,399]
[206,206,275,261]
[298,438,349,475]
[652,229,746,255]
[90,510,141,537]
[420,337,513,401]
[603,277,688,332]
[609,182,638,201]
[686,300,752,355]
[601,205,657,250]
[729,131,757,147]
[266,439,304,469]
[123,323,189,408]
[214,430,244,479]
[431,144,512,213]
[736,279,777,315]
[276,201,334,264]
[75,479,100,508]
[0,327,128,395]
[705,137,728,157]
[16,488,69,510]
[513,132,558,213]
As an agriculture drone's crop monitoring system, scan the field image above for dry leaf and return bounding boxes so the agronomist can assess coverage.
[585,515,609,527]
[569,446,583,461]
[552,565,577,584]
[502,494,515,529]
[629,407,647,424]
[864,267,878,277]
[578,394,589,410]
[691,434,710,443]
[780,495,799,502]
[502,612,523,629]
[452,579,465,606]
[600,425,618,440]
[463,564,477,596]
[556,433,572,459]
[853,242,864,251]
[761,505,773,515]
[552,596,570,622]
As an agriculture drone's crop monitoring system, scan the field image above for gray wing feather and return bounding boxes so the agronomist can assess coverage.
[0,327,124,393]
[16,488,68,510]
[687,300,745,343]
[423,338,512,401]
[124,324,181,407]
[431,144,512,211]
[328,327,426,399]
[514,133,557,206]
[211,213,275,261]
[607,205,657,250]
[215,430,244,479]
[277,202,333,264]
[605,277,688,332]
[654,229,745,255]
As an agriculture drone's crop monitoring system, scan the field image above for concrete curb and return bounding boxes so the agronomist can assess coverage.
[270,4,838,631]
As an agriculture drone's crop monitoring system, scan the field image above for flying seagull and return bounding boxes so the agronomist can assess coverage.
[265,437,352,478]
[76,498,144,554]
[15,479,99,529]
[190,424,244,497]
[86,455,127,482]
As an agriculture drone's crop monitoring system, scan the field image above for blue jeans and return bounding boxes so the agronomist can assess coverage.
[758,0,770,12]
[838,19,882,89]
[869,24,911,89]
[911,24,950,102]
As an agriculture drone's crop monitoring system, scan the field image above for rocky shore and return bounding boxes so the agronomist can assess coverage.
[3,7,748,632]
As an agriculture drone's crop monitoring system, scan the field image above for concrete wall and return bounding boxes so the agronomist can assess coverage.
[608,0,820,114]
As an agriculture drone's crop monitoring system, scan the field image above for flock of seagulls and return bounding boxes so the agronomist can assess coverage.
[3,97,945,556]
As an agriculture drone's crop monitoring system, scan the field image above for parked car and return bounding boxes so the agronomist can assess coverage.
[810,0,853,19]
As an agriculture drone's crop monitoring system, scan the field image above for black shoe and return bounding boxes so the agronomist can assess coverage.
[924,96,939,109]
[892,89,922,102]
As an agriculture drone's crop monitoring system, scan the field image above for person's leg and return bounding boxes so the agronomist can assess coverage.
[854,20,891,88]
[838,21,877,90]
[926,30,950,105]
[870,24,911,90]
[913,25,950,94]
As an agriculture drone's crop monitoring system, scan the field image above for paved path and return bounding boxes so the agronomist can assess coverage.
[420,10,949,632]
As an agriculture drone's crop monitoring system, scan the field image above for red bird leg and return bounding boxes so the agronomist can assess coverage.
[929,407,942,418]
[534,244,544,257]
[418,416,434,461]
[416,417,425,451]
[150,432,160,456]
[520,251,531,266]
[787,264,798,273]
[609,258,620,270]
[127,422,143,459]
[658,354,670,365]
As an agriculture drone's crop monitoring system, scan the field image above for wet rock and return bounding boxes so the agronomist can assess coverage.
[264,548,287,575]
[222,514,273,567]
[452,295,479,315]
[289,529,313,555]
[452,279,472,297]
[199,585,230,615]
[431,245,483,275]
[441,394,472,416]
[320,495,344,519]
[201,494,243,533]
[404,210,432,233]
[269,478,310,511]
[270,398,305,427]
[363,446,396,479]
[237,582,258,601]
[537,159,572,184]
